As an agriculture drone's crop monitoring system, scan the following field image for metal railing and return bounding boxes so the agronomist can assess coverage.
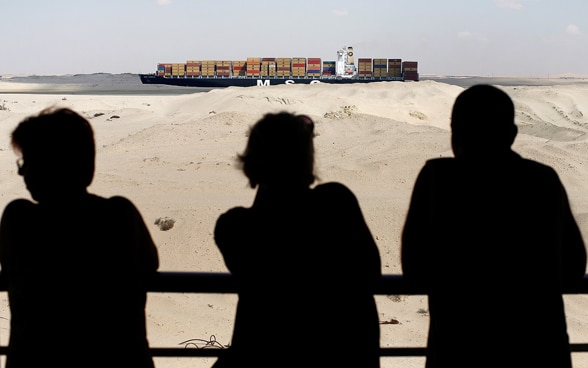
[1,272,588,357]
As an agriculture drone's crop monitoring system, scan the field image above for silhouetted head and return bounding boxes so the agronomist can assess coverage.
[451,84,517,157]
[11,107,95,202]
[239,112,316,189]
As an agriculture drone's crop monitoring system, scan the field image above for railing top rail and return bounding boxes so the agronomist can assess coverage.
[0,272,586,293]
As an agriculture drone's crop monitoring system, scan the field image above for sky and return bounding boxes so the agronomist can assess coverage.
[2,0,587,77]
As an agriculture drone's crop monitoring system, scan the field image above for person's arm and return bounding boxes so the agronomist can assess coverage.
[318,182,382,281]
[401,164,434,283]
[214,208,244,274]
[558,184,587,282]
[343,185,382,280]
[110,196,159,274]
[0,199,35,275]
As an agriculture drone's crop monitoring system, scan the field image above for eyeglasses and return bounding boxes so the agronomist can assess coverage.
[298,115,315,135]
[16,158,24,175]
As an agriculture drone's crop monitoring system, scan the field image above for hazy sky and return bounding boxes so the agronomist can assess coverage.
[2,0,587,77]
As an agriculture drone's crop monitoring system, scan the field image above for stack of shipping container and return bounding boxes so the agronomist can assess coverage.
[322,61,336,76]
[388,59,402,78]
[277,58,291,77]
[357,58,373,78]
[291,57,306,77]
[261,58,276,77]
[307,58,321,78]
[186,60,200,77]
[201,61,215,77]
[232,61,246,77]
[402,61,419,81]
[373,59,387,78]
[246,57,261,77]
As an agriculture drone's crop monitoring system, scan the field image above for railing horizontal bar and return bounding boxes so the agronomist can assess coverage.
[146,272,425,294]
[151,348,230,357]
[1,272,587,294]
[150,344,588,357]
[149,347,429,357]
[0,345,586,358]
[145,272,588,294]
[571,344,588,352]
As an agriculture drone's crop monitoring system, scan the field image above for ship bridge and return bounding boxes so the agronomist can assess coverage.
[336,46,357,78]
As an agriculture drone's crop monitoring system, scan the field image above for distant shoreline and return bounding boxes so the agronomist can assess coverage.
[420,75,588,88]
[1,73,588,95]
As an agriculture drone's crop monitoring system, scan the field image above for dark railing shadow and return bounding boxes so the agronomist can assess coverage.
[1,272,587,357]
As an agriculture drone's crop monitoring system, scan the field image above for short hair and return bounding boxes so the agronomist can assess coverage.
[451,84,517,152]
[239,112,316,188]
[11,107,96,188]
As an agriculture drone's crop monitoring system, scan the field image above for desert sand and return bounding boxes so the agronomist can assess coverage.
[1,76,588,367]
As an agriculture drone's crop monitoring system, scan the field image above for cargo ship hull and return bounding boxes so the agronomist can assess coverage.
[139,74,408,88]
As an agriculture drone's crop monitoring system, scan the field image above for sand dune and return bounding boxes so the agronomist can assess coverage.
[1,78,588,367]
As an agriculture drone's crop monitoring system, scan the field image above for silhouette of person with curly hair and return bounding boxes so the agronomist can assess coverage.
[0,107,159,368]
[213,112,382,368]
[402,84,586,368]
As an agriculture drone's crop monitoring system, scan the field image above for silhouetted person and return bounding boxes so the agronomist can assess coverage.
[401,84,587,368]
[0,107,159,368]
[212,112,382,368]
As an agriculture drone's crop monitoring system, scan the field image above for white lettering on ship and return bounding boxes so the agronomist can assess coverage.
[257,79,323,86]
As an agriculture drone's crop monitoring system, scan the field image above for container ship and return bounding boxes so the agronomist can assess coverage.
[139,46,418,88]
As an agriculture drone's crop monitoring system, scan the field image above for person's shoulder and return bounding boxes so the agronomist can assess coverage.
[215,206,249,234]
[0,199,37,233]
[105,195,135,207]
[102,195,142,216]
[519,157,559,177]
[424,157,455,167]
[2,198,36,216]
[217,206,250,225]
[5,198,35,209]
[218,206,249,221]
[313,181,354,194]
[416,157,457,176]
[312,182,358,202]
[520,157,555,170]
